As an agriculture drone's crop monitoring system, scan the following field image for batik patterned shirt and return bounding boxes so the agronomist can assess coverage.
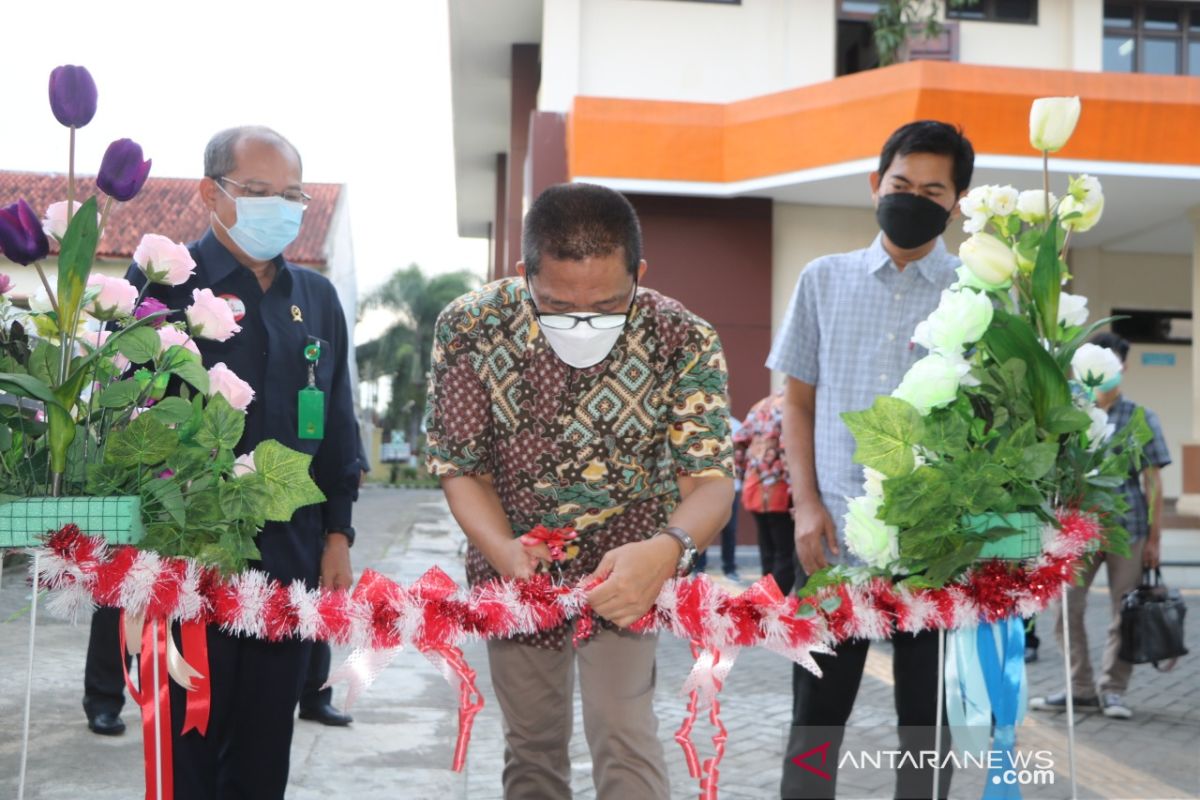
[424,277,734,648]
[734,392,791,514]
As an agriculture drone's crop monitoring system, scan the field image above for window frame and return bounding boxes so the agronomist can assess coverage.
[1103,2,1200,75]
[946,0,1039,25]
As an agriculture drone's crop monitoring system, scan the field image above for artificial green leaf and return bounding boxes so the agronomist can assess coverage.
[0,423,10,451]
[166,348,210,394]
[114,326,161,364]
[98,379,142,409]
[981,311,1070,423]
[1044,406,1092,435]
[841,396,924,477]
[1019,442,1059,481]
[920,409,969,458]
[219,474,270,526]
[105,414,178,467]
[1031,220,1062,341]
[922,541,983,586]
[195,393,245,451]
[146,397,193,425]
[145,477,186,526]
[167,444,212,477]
[0,372,63,409]
[56,196,101,339]
[46,403,76,477]
[28,342,61,385]
[253,439,326,521]
[880,466,952,527]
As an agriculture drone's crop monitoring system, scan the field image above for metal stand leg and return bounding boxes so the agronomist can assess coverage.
[1060,585,1079,800]
[933,627,945,800]
[17,552,41,800]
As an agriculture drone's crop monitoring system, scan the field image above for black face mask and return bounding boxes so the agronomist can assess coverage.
[875,192,951,250]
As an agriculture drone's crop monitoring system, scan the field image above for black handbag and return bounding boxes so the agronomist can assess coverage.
[1119,568,1188,670]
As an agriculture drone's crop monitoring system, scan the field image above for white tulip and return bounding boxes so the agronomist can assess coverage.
[1060,174,1104,232]
[1058,293,1089,328]
[1030,96,1081,153]
[1016,190,1058,224]
[959,233,1019,289]
[1085,405,1115,452]
[987,186,1019,218]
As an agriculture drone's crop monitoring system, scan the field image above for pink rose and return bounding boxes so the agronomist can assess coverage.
[232,452,256,477]
[0,273,12,295]
[42,200,103,240]
[88,329,130,372]
[134,234,196,286]
[207,362,255,411]
[85,274,138,320]
[157,324,200,358]
[185,288,241,342]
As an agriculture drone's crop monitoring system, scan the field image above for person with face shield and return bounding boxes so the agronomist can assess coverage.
[118,125,359,799]
[425,183,735,800]
[769,121,975,800]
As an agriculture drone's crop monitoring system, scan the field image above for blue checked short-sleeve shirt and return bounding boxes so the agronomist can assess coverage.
[1108,397,1172,539]
[767,234,959,564]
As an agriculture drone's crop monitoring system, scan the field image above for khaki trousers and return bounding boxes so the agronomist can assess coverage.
[1052,538,1145,697]
[486,625,670,800]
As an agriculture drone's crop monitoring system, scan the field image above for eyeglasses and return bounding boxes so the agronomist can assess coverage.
[528,279,637,330]
[217,177,312,208]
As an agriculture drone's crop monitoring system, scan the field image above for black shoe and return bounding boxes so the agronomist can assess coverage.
[87,711,126,736]
[298,702,353,726]
[1030,691,1099,712]
[1024,645,1039,663]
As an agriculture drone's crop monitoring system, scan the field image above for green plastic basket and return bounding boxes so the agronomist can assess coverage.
[0,496,145,548]
[963,511,1043,561]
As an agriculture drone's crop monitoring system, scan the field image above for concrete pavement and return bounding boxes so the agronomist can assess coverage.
[1,487,1197,799]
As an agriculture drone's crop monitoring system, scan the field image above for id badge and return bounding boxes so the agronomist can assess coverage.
[298,387,325,440]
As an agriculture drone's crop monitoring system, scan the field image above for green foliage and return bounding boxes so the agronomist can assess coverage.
[841,396,924,477]
[872,0,981,67]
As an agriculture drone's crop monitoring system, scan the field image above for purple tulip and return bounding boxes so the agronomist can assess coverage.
[0,199,50,265]
[97,139,152,202]
[48,65,98,128]
[134,296,169,327]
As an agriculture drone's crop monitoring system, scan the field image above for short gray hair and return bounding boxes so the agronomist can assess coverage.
[203,125,303,179]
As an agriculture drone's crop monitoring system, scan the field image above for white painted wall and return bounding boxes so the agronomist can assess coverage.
[551,0,836,105]
[954,0,1080,72]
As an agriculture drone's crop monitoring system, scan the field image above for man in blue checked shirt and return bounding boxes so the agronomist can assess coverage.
[770,121,975,800]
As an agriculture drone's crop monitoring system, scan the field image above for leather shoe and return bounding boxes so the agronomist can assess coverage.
[87,711,126,736]
[298,702,353,726]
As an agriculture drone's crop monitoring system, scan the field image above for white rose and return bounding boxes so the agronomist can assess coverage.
[963,213,989,234]
[892,354,969,415]
[1016,190,1058,225]
[843,495,900,570]
[1085,406,1115,452]
[41,200,103,240]
[134,234,196,286]
[987,186,1019,218]
[29,286,55,313]
[1058,292,1089,328]
[862,467,886,499]
[1071,343,1123,388]
[959,233,1019,289]
[911,288,994,357]
[1030,96,1081,153]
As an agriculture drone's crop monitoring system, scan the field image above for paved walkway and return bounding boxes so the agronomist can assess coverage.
[1,488,1197,799]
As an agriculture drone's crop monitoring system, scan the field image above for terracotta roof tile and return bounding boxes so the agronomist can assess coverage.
[0,171,340,267]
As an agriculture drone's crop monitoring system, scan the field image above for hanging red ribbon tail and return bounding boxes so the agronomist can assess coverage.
[179,622,211,736]
[700,693,728,800]
[676,642,737,800]
[119,612,175,800]
[426,645,485,772]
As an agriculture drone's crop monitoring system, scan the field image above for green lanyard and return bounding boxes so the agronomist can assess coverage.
[298,337,325,440]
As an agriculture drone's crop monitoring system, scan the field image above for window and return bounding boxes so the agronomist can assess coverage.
[947,0,1038,24]
[1104,3,1200,75]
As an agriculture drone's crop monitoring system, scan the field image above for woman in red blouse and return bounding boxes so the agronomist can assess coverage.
[733,390,796,594]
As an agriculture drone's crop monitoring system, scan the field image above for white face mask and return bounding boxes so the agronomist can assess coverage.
[539,314,625,369]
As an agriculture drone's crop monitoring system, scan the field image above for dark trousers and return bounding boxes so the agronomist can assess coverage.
[83,606,127,719]
[754,511,797,595]
[300,640,333,710]
[782,630,952,800]
[171,626,311,800]
[696,490,740,575]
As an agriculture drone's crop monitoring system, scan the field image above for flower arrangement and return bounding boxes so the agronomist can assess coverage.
[0,65,321,572]
[814,95,1152,591]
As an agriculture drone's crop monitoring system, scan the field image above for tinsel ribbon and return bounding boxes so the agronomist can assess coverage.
[178,622,210,736]
[425,645,485,772]
[119,612,174,800]
[675,641,736,800]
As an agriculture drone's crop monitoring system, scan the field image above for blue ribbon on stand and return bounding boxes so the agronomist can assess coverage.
[945,627,993,760]
[977,616,1028,799]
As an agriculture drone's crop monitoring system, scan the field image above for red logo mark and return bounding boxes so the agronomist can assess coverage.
[791,741,833,781]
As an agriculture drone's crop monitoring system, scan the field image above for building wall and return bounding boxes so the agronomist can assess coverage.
[543,0,837,109]
[954,0,1103,72]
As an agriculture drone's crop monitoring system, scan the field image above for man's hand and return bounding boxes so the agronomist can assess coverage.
[585,536,678,627]
[1142,535,1161,569]
[320,533,354,591]
[794,497,838,574]
[487,537,552,580]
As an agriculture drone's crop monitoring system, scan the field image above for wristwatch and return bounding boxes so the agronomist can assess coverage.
[326,527,355,548]
[654,526,697,577]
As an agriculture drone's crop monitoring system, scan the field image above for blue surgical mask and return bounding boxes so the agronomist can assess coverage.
[214,187,304,261]
[1097,372,1123,393]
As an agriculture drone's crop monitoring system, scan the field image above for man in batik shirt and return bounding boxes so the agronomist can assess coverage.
[425,183,734,800]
